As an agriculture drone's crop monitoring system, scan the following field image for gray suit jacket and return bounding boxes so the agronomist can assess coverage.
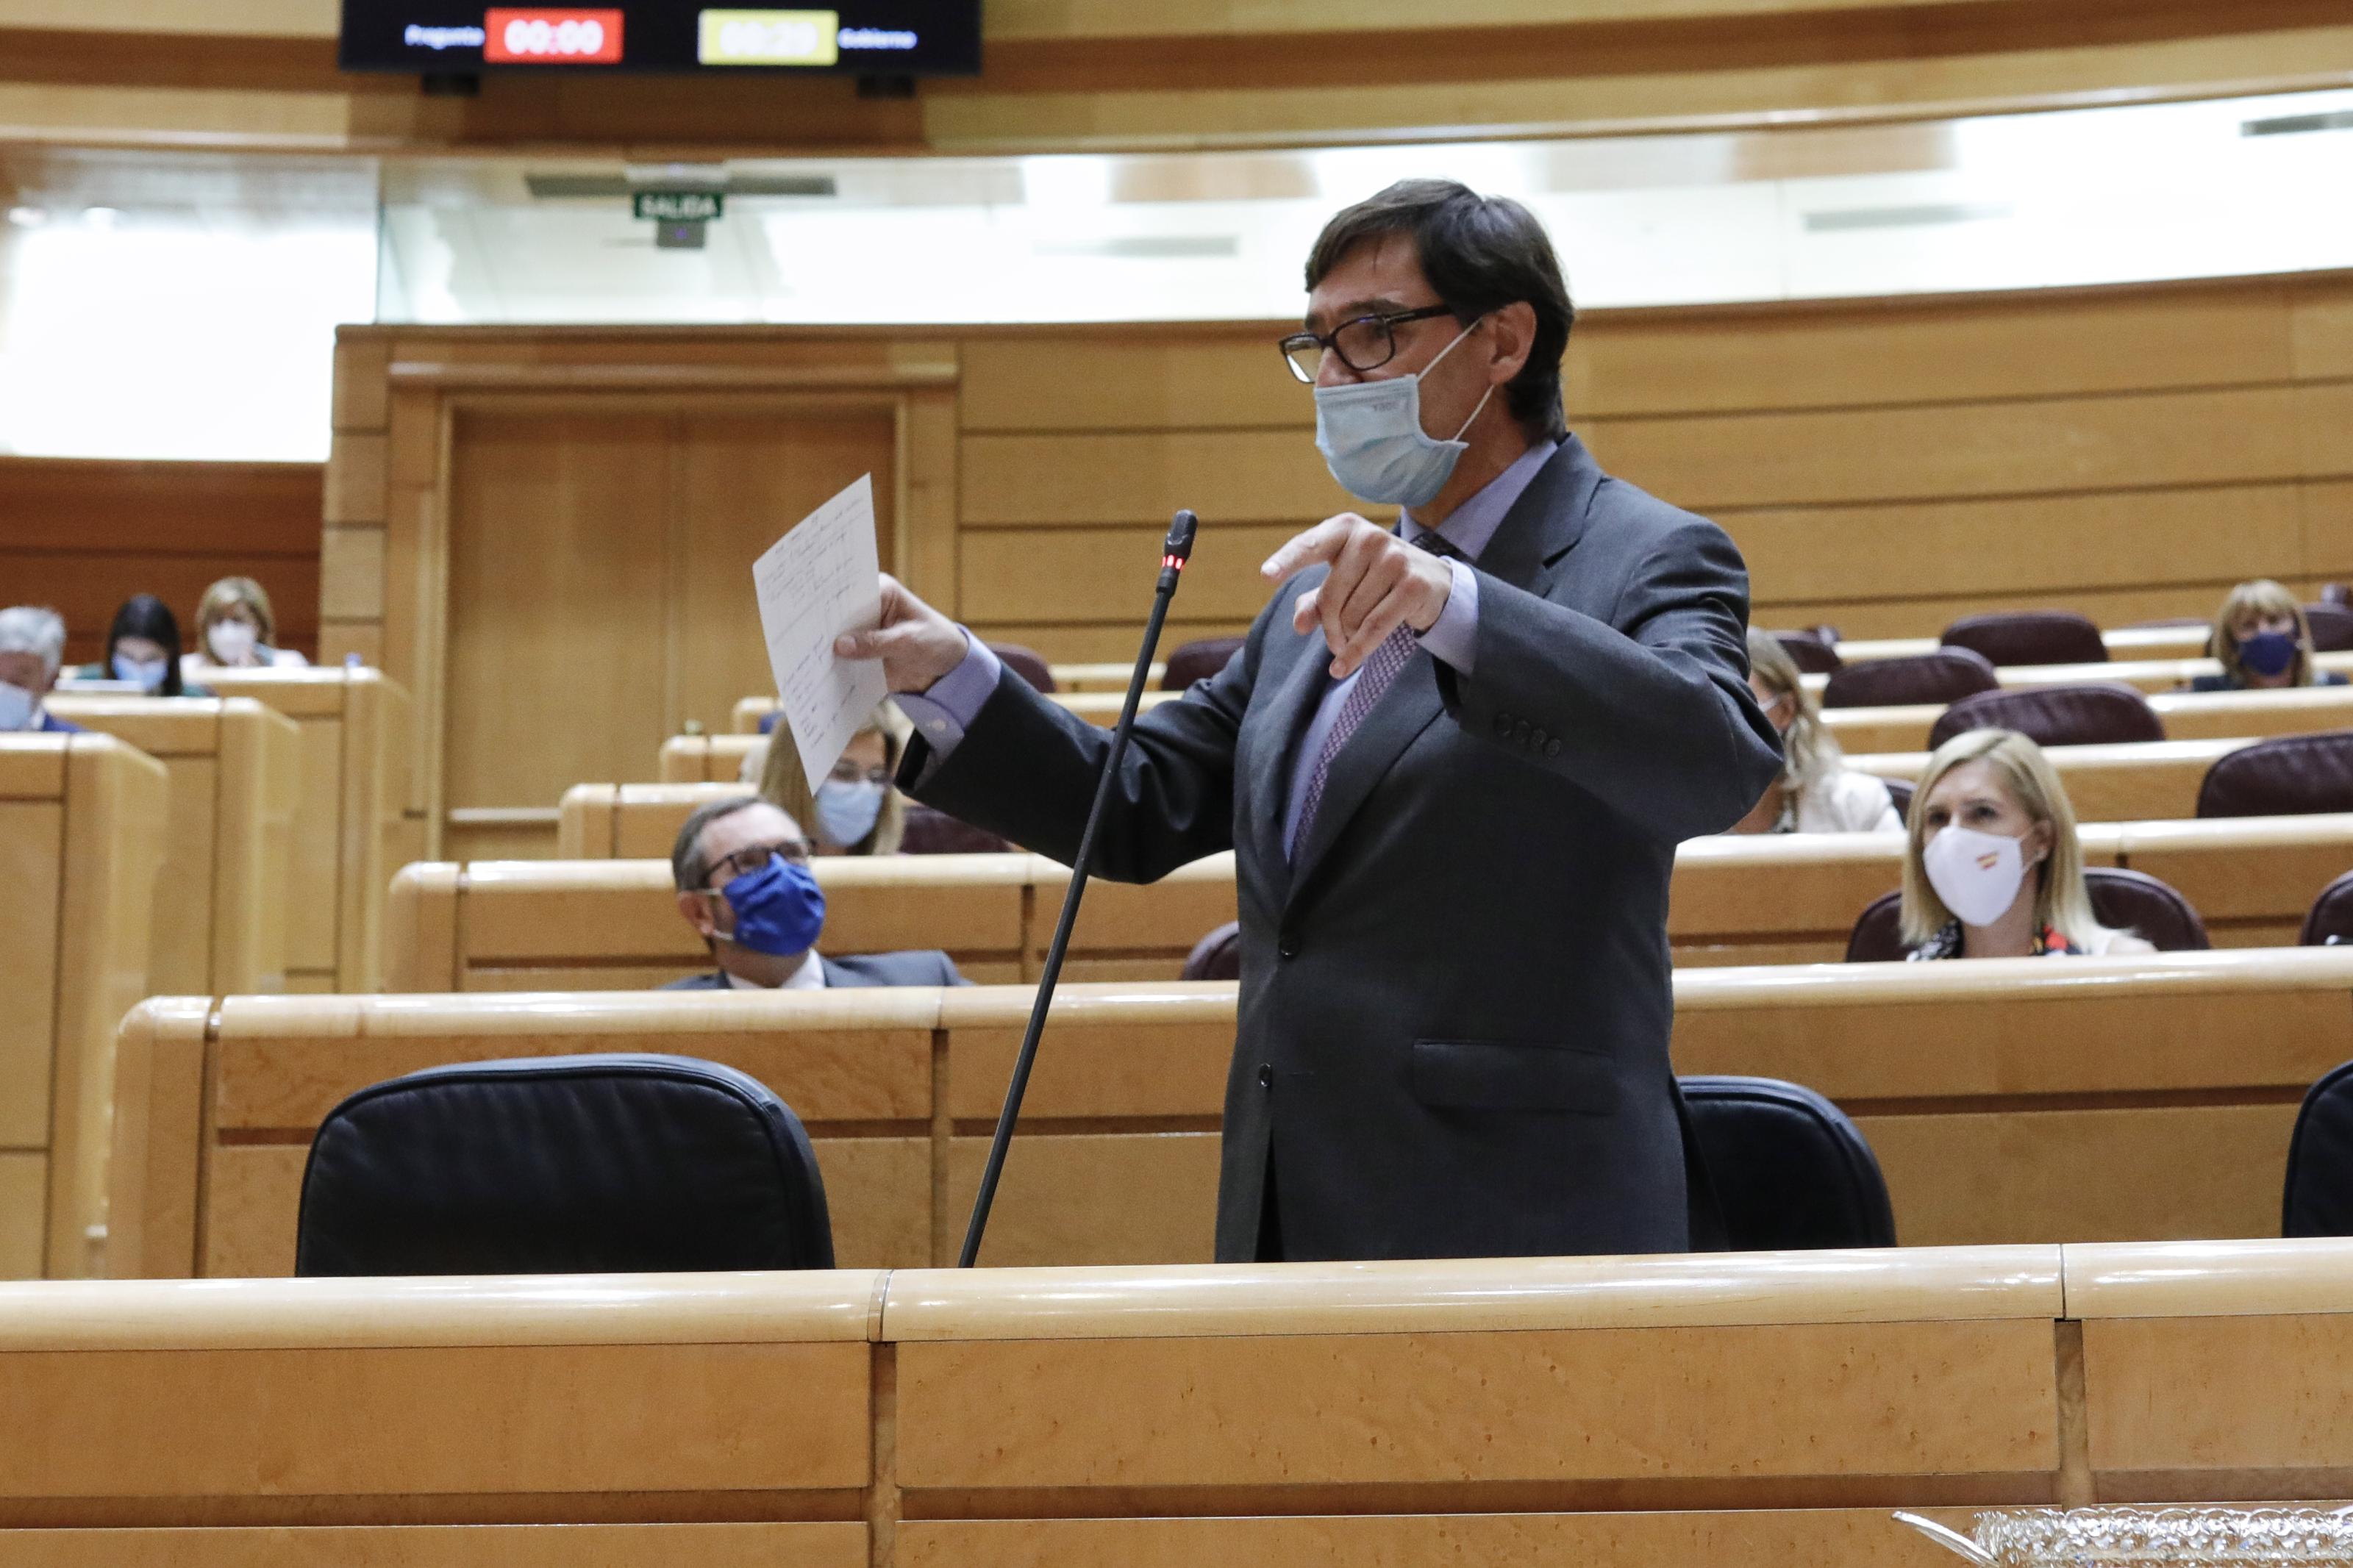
[661,950,967,990]
[907,436,1780,1262]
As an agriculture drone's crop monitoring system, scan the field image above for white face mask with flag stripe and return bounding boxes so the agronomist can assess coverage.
[1922,824,2028,927]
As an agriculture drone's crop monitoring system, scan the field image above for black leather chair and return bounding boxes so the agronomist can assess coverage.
[1882,778,1914,824]
[1770,630,1843,675]
[901,803,1013,855]
[1941,610,2107,667]
[1843,867,2210,962]
[2301,871,2353,946]
[2196,731,2353,817]
[2304,604,2353,654]
[1679,1076,1896,1249]
[1180,920,1242,981]
[294,1054,834,1276]
[1925,683,2165,752]
[1162,635,1247,692]
[988,643,1057,693]
[1821,648,1999,709]
[2282,1059,2353,1236]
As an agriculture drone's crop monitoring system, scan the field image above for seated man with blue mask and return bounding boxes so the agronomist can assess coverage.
[663,795,966,990]
[0,606,84,733]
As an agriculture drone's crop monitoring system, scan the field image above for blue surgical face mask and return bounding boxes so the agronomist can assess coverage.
[2240,630,2298,679]
[0,680,34,732]
[1313,317,1495,509]
[712,853,826,959]
[113,653,168,690]
[815,778,885,848]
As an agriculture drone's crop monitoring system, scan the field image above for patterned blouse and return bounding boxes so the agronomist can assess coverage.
[1908,922,2084,961]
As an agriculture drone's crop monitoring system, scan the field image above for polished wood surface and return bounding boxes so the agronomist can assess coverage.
[126,950,2353,1278]
[0,1524,865,1567]
[46,697,299,997]
[1824,684,2353,755]
[0,735,167,1278]
[199,668,413,992]
[1846,737,2253,824]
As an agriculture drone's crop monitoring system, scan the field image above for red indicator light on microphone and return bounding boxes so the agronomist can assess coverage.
[1163,555,1186,570]
[483,8,624,62]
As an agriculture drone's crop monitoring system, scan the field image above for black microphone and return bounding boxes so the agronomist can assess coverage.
[958,509,1199,1267]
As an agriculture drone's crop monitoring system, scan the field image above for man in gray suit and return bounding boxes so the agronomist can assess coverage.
[663,796,964,990]
[835,179,1780,1261]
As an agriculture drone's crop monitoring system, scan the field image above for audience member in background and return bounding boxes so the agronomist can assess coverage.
[0,606,82,733]
[746,705,909,855]
[182,576,309,681]
[1730,628,1902,833]
[2190,579,2346,692]
[74,595,206,696]
[663,796,961,989]
[1899,728,2153,960]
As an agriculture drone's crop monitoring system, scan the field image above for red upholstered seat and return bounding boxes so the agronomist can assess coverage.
[900,804,1013,855]
[1925,683,2164,751]
[1161,635,1247,692]
[988,643,1056,693]
[1821,648,1998,709]
[2301,871,2353,947]
[1180,920,1242,981]
[1770,630,1842,674]
[1843,867,2208,962]
[1941,609,2108,667]
[2196,731,2353,817]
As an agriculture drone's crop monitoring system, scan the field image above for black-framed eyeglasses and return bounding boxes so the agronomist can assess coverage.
[704,839,812,889]
[1279,304,1457,384]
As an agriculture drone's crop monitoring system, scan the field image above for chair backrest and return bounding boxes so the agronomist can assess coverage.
[294,1054,834,1276]
[2304,604,2353,654]
[1941,609,2108,667]
[1180,920,1242,981]
[2300,870,2353,947]
[2196,731,2353,817]
[1843,866,2210,962]
[1821,648,1999,709]
[1882,777,1913,824]
[1925,682,2165,751]
[2325,584,2352,609]
[988,643,1057,693]
[901,803,1013,855]
[1771,630,1843,675]
[1678,1075,1896,1248]
[2282,1059,2353,1236]
[1162,635,1247,692]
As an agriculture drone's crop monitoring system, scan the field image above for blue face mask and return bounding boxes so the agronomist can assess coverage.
[1313,317,1494,509]
[2240,630,2298,679]
[815,778,885,848]
[113,653,168,690]
[713,853,826,959]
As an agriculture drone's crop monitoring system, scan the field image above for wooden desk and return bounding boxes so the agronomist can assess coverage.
[558,782,749,859]
[1830,625,2211,665]
[1824,683,2353,755]
[199,668,413,993]
[1802,650,2353,698]
[46,698,299,997]
[119,950,2353,1279]
[0,735,166,1278]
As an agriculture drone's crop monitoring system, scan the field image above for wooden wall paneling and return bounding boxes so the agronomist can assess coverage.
[316,526,385,623]
[0,1522,866,1567]
[0,785,63,1277]
[210,699,299,995]
[321,433,388,526]
[51,735,169,1278]
[0,1156,41,1283]
[960,430,1352,527]
[957,330,1306,434]
[2305,480,2353,582]
[900,384,961,611]
[104,998,210,1281]
[943,1131,1221,1267]
[963,524,1304,627]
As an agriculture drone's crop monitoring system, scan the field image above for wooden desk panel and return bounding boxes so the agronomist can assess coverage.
[0,1523,863,1568]
[1824,684,2353,756]
[1848,737,2254,823]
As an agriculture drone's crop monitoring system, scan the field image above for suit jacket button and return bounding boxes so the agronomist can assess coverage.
[1257,1063,1274,1088]
[1277,937,1298,959]
[1513,720,1532,745]
[1545,737,1564,757]
[1530,727,1549,748]
[1493,712,1513,737]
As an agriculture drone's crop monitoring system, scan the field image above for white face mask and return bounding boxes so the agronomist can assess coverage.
[207,620,258,664]
[113,653,168,690]
[1922,824,2030,928]
[0,680,35,731]
[814,778,886,848]
[1313,317,1496,509]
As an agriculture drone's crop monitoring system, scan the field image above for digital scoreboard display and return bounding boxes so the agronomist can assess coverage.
[340,0,979,74]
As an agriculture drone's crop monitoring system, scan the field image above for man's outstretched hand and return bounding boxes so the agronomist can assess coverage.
[835,574,970,694]
[1263,513,1454,679]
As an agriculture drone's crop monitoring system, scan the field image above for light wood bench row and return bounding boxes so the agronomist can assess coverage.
[13,1240,2353,1560]
[1801,648,2353,698]
[396,813,2353,989]
[46,696,298,998]
[114,950,2353,1279]
[1824,681,2353,755]
[0,736,165,1279]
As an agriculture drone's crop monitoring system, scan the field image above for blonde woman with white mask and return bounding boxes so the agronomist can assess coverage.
[1900,728,2153,960]
[1730,629,1901,834]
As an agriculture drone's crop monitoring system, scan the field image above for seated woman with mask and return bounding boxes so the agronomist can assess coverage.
[747,704,908,855]
[2187,579,2347,692]
[182,576,309,682]
[661,795,963,989]
[1729,628,1902,833]
[73,595,208,695]
[1901,728,2154,960]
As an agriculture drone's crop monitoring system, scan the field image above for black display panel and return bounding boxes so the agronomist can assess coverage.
[339,0,979,75]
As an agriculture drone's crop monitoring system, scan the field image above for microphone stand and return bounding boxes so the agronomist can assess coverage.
[958,509,1199,1267]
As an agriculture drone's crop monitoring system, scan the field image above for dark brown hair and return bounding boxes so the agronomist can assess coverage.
[1304,178,1572,441]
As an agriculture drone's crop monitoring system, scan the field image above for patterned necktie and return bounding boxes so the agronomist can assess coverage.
[1287,531,1458,859]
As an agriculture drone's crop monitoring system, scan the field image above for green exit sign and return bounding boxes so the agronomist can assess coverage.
[633,190,725,223]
